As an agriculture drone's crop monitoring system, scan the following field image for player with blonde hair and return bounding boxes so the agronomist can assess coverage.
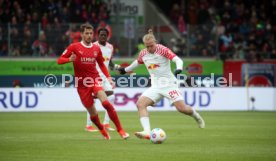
[118,29,205,139]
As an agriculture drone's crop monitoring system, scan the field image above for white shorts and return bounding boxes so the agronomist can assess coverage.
[101,78,113,92]
[141,86,183,104]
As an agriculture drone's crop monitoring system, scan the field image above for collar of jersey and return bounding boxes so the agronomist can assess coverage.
[94,41,107,47]
[81,41,93,48]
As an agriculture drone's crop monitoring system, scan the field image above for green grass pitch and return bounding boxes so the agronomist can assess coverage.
[0,111,276,161]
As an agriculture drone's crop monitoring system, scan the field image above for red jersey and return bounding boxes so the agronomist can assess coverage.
[57,41,110,88]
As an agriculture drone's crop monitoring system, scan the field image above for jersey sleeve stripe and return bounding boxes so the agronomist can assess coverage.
[156,44,176,60]
[137,49,147,64]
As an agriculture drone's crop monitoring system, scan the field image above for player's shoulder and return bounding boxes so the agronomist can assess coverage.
[138,48,148,58]
[71,42,81,46]
[156,44,171,56]
[93,41,99,45]
[92,43,101,50]
[156,44,176,59]
[68,42,81,50]
[105,42,113,49]
[157,44,169,51]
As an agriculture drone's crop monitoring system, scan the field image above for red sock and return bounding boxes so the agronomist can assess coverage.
[102,100,123,131]
[90,114,104,130]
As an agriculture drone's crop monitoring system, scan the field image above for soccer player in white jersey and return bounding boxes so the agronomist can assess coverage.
[85,28,120,132]
[118,29,205,139]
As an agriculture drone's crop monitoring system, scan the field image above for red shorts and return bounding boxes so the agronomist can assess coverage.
[77,85,103,109]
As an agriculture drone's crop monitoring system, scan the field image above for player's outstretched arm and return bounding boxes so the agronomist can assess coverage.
[117,60,140,75]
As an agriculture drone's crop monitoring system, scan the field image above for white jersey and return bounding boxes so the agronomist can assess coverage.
[93,41,114,79]
[137,44,178,88]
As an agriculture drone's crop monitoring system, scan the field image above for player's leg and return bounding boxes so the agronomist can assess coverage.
[135,96,155,139]
[173,100,205,128]
[134,88,160,139]
[102,94,115,131]
[84,81,114,131]
[83,89,97,132]
[85,111,98,132]
[86,105,110,140]
[102,81,115,131]
[96,90,129,139]
[86,105,102,130]
[77,87,110,139]
[164,87,205,128]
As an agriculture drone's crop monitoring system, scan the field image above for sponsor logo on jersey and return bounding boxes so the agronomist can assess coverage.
[147,64,160,70]
[103,56,110,61]
[81,57,95,63]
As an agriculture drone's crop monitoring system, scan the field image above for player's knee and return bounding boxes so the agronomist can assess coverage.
[105,91,114,96]
[136,101,145,109]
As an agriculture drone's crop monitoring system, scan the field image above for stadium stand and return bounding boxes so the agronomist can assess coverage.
[0,0,275,59]
[152,0,275,60]
[0,0,110,57]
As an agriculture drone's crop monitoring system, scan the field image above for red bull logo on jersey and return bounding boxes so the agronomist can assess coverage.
[147,64,160,70]
[103,56,110,61]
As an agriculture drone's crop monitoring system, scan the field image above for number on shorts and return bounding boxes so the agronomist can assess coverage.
[168,90,179,99]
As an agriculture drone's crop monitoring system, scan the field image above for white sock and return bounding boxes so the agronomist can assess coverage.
[140,117,151,133]
[86,112,93,126]
[103,95,114,124]
[191,108,200,120]
[103,111,110,124]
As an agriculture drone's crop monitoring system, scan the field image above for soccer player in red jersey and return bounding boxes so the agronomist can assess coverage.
[85,28,120,132]
[57,23,129,140]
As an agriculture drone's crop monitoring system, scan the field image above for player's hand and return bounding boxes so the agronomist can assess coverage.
[114,64,121,70]
[118,67,127,75]
[108,77,116,89]
[110,64,121,70]
[69,54,76,62]
[174,69,182,77]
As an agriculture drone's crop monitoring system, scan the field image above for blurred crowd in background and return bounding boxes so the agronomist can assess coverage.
[0,0,111,57]
[163,0,276,60]
[0,0,275,61]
